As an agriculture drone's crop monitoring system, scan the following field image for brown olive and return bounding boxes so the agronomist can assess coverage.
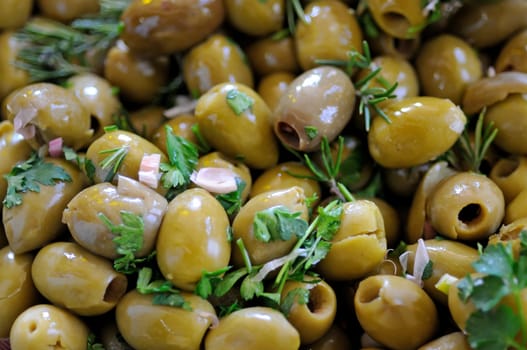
[417,332,471,350]
[152,114,198,154]
[224,0,284,36]
[490,156,527,203]
[295,0,363,71]
[367,0,426,39]
[273,66,355,152]
[129,105,167,141]
[383,164,429,198]
[426,171,505,241]
[0,32,29,102]
[183,34,254,97]
[257,72,296,113]
[0,121,32,200]
[32,242,128,316]
[119,0,225,56]
[205,307,300,350]
[116,290,217,350]
[36,0,99,22]
[10,304,89,350]
[496,29,527,73]
[0,0,33,29]
[354,275,439,350]
[246,37,299,76]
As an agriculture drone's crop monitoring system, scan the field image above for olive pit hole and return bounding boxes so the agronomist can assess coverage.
[277,122,300,149]
[103,276,128,303]
[382,12,411,31]
[306,285,325,313]
[458,203,482,225]
[90,115,101,134]
[358,282,382,304]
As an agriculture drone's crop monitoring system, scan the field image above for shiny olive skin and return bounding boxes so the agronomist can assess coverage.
[273,66,355,152]
[426,172,505,241]
[295,0,363,71]
[367,0,426,39]
[232,186,308,267]
[116,290,216,350]
[496,29,527,73]
[317,200,387,281]
[152,114,198,154]
[129,106,167,141]
[246,37,299,76]
[205,307,300,350]
[4,83,93,150]
[257,72,296,113]
[250,162,321,208]
[120,0,225,56]
[417,332,471,350]
[416,34,482,105]
[86,129,167,186]
[10,304,89,350]
[0,0,32,29]
[280,277,337,344]
[104,40,170,104]
[354,275,439,350]
[32,242,128,316]
[224,0,284,36]
[157,188,231,291]
[368,97,466,168]
[183,34,254,97]
[0,121,32,200]
[3,158,87,254]
[195,82,279,169]
[0,246,39,338]
[0,32,29,101]
[305,325,352,350]
[490,156,527,203]
[62,177,168,259]
[406,239,478,304]
[36,0,98,22]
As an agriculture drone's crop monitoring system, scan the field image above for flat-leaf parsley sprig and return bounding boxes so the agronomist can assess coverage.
[137,267,191,310]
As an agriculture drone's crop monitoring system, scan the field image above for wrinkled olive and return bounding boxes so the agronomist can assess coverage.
[490,156,527,203]
[368,97,466,168]
[367,0,426,39]
[36,0,98,22]
[257,72,296,113]
[0,0,33,29]
[0,32,29,101]
[415,34,482,105]
[183,34,254,97]
[120,0,225,56]
[205,307,300,350]
[355,275,439,350]
[426,171,505,241]
[417,332,471,350]
[195,82,279,169]
[0,121,32,200]
[224,0,284,36]
[10,304,89,350]
[273,66,355,152]
[496,29,527,73]
[246,37,299,76]
[157,188,231,291]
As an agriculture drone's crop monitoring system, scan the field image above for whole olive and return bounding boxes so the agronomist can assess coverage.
[368,97,466,168]
[62,176,168,259]
[417,332,471,350]
[295,0,362,71]
[490,156,527,203]
[246,37,299,76]
[367,0,426,39]
[496,29,527,73]
[273,66,355,152]
[415,34,482,105]
[36,0,98,22]
[354,275,439,350]
[0,121,32,200]
[3,158,88,254]
[0,32,29,101]
[4,83,93,150]
[195,82,279,169]
[0,246,39,338]
[10,304,89,350]
[426,172,505,241]
[224,0,284,36]
[257,72,296,112]
[116,290,217,350]
[120,0,224,56]
[205,307,300,350]
[0,0,33,29]
[157,188,231,291]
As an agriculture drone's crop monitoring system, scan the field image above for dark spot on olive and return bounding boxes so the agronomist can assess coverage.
[90,115,101,134]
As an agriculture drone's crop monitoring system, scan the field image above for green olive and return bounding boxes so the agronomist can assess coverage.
[0,121,32,200]
[104,40,170,105]
[305,325,352,350]
[224,0,284,36]
[36,0,98,22]
[354,275,439,350]
[367,0,426,39]
[426,171,505,241]
[257,72,296,112]
[317,200,387,281]
[416,34,482,105]
[3,158,87,254]
[246,37,299,76]
[31,242,127,316]
[368,97,466,168]
[369,31,421,60]
[417,332,471,350]
[4,83,93,150]
[195,82,279,169]
[183,34,254,97]
[273,66,355,152]
[447,275,478,331]
[62,177,168,259]
[280,276,337,344]
[205,307,300,350]
[116,290,216,350]
[157,188,231,291]
[0,246,39,338]
[496,29,527,73]
[490,156,527,203]
[383,164,429,198]
[0,32,29,101]
[232,186,308,267]
[0,0,32,29]
[295,0,363,71]
[10,304,89,350]
[505,189,527,224]
[129,105,167,141]
[119,0,225,56]
[365,197,401,248]
[152,114,198,154]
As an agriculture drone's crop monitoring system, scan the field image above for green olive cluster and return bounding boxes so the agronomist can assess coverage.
[1,1,527,350]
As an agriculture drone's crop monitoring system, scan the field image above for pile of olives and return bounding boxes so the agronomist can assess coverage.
[1,0,527,349]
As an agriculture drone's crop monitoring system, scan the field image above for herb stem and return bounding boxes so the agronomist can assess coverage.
[237,238,253,273]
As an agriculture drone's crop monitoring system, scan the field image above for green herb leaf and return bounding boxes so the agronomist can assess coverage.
[226,89,254,115]
[216,178,246,216]
[472,243,515,278]
[153,292,192,310]
[136,267,191,310]
[195,266,231,299]
[315,203,343,241]
[87,333,105,350]
[469,275,510,312]
[280,287,310,316]
[253,206,308,243]
[3,152,72,208]
[466,305,522,350]
[304,126,318,140]
[422,260,434,280]
[98,146,128,182]
[214,268,249,297]
[240,276,264,300]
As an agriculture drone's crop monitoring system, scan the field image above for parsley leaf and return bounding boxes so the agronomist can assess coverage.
[304,126,318,140]
[240,275,264,300]
[3,152,72,208]
[466,305,521,350]
[136,267,191,310]
[253,205,308,243]
[215,178,246,216]
[195,266,231,299]
[280,287,310,316]
[87,333,105,350]
[226,88,254,115]
[63,146,95,181]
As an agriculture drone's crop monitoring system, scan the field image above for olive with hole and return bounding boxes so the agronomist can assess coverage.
[496,29,527,73]
[489,156,527,203]
[366,0,426,39]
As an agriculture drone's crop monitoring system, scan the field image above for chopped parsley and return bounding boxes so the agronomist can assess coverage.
[253,205,308,243]
[226,89,254,115]
[137,267,191,310]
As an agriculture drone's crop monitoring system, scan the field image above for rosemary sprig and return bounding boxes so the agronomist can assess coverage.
[98,146,128,182]
[286,0,307,34]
